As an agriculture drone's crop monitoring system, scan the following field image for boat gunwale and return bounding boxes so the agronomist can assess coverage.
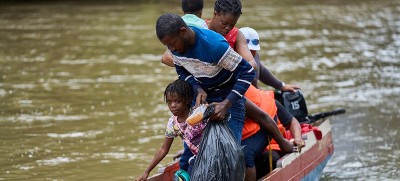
[146,118,333,181]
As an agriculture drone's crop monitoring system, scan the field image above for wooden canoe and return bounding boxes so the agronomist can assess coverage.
[147,118,334,181]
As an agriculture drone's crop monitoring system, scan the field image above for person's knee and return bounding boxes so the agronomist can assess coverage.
[245,167,257,181]
[243,149,256,168]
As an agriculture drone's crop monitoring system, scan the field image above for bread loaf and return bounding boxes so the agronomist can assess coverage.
[186,111,203,126]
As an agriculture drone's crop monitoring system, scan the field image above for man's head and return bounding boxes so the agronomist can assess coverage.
[182,0,204,17]
[156,13,193,54]
[209,0,242,36]
[239,27,260,51]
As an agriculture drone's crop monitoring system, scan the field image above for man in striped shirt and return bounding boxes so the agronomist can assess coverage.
[156,13,255,143]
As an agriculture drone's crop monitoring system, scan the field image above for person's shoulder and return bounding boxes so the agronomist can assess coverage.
[181,14,195,24]
[182,14,208,29]
[232,27,239,32]
[191,27,228,54]
[182,14,199,21]
[167,115,177,124]
[193,26,222,39]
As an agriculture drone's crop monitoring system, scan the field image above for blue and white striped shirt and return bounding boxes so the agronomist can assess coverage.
[172,26,255,103]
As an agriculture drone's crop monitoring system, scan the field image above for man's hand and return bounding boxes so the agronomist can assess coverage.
[281,84,301,92]
[279,139,294,153]
[210,99,232,121]
[293,138,305,148]
[195,88,207,108]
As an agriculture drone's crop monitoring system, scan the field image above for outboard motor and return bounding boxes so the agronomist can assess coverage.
[275,90,309,123]
[275,90,346,123]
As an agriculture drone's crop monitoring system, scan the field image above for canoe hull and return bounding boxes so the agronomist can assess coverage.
[260,119,334,181]
[147,119,334,181]
[147,160,180,181]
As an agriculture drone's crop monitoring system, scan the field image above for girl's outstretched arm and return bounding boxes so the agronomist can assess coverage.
[135,137,174,181]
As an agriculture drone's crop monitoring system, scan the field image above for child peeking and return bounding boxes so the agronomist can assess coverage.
[135,79,210,181]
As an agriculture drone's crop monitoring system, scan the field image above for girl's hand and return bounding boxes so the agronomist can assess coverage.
[134,172,149,181]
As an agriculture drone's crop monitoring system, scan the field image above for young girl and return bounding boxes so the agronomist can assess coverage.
[135,79,208,181]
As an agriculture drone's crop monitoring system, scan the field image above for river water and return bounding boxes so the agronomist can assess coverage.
[0,0,399,180]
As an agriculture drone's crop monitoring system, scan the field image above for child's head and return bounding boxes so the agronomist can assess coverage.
[164,79,193,116]
[182,0,204,17]
[239,27,260,57]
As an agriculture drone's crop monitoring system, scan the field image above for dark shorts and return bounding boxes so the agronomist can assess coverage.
[241,128,269,168]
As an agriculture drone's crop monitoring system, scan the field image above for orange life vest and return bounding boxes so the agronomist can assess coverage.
[242,85,278,140]
[265,120,288,151]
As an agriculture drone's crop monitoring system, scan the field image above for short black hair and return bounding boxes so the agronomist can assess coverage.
[164,79,193,105]
[182,0,204,14]
[156,13,187,40]
[214,0,242,17]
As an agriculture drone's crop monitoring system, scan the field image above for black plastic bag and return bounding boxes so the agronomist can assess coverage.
[190,112,245,181]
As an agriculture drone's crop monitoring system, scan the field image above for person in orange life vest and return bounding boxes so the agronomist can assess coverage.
[239,27,304,179]
[239,26,305,148]
[241,85,306,181]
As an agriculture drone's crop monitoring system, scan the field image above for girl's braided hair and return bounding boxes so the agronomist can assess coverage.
[164,79,193,106]
[214,0,242,16]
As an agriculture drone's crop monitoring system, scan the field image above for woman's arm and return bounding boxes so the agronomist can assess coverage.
[236,31,258,70]
[287,117,305,148]
[135,137,174,181]
[161,50,175,67]
[258,59,300,92]
[276,100,305,148]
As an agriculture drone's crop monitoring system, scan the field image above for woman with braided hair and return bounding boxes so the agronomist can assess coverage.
[208,0,299,91]
[207,0,301,180]
[207,0,258,77]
